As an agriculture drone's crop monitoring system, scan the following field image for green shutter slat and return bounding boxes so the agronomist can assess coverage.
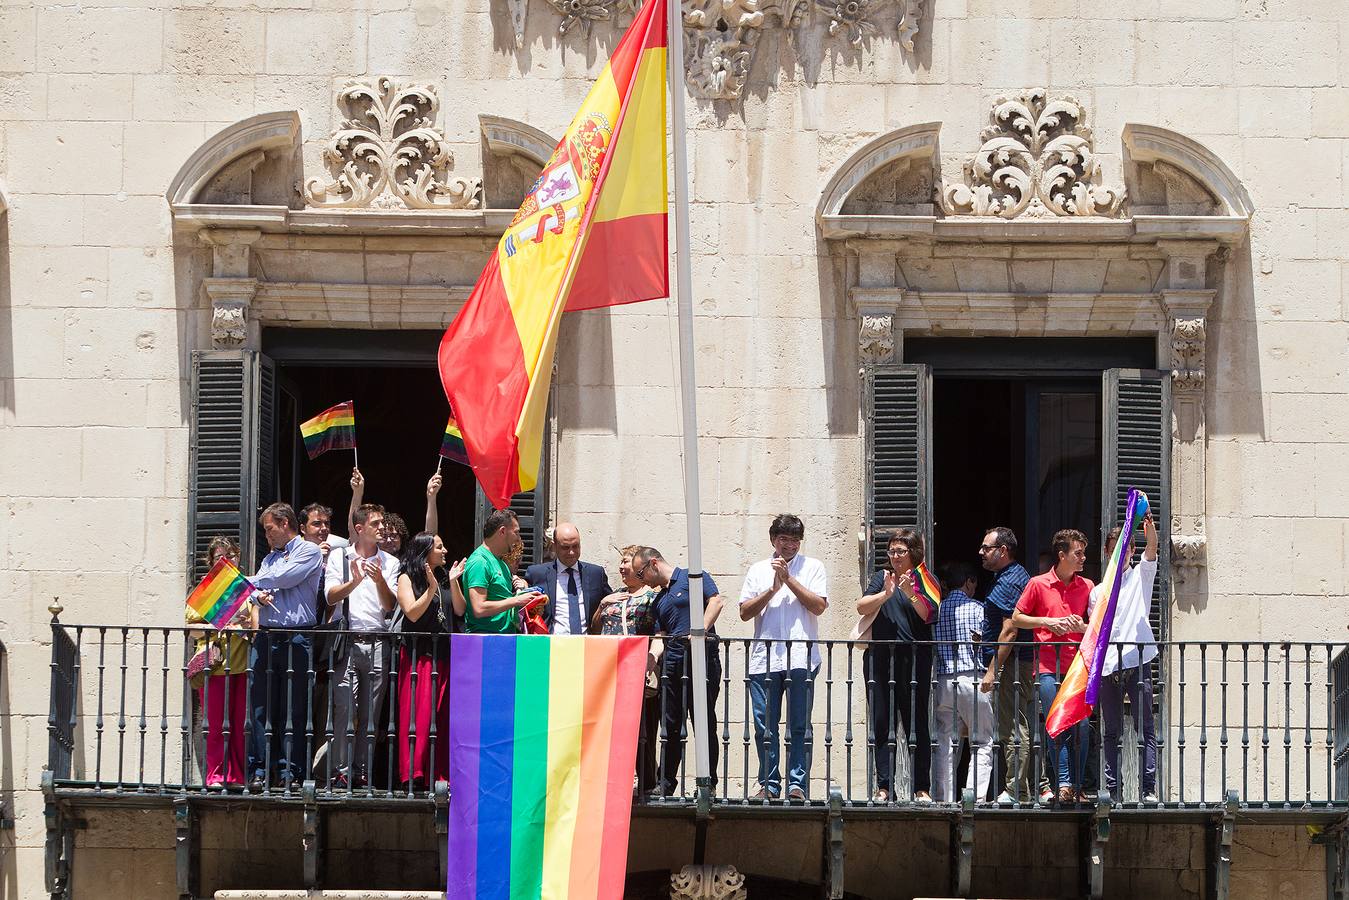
[190,353,248,582]
[865,364,932,580]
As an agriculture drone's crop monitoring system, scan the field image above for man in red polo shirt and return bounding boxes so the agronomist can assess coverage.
[1012,528,1094,805]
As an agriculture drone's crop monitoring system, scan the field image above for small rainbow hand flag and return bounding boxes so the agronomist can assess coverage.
[1046,488,1149,738]
[439,414,469,466]
[448,634,647,900]
[185,556,256,629]
[300,401,356,460]
[910,561,942,624]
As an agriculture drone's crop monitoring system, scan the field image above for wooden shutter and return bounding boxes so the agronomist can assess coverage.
[863,364,933,583]
[188,350,269,582]
[1101,369,1171,640]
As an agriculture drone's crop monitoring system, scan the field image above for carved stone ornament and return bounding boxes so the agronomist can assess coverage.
[534,0,922,100]
[1170,316,1206,392]
[1171,534,1207,578]
[858,313,895,362]
[941,90,1126,219]
[211,304,247,348]
[670,864,748,900]
[304,78,482,211]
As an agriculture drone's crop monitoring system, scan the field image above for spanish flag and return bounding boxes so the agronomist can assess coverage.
[438,0,668,509]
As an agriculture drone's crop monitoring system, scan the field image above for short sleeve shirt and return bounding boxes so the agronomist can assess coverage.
[739,554,827,674]
[980,562,1032,665]
[653,568,720,649]
[461,543,518,634]
[1015,570,1094,678]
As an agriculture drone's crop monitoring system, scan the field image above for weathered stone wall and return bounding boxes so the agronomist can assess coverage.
[2,0,1348,895]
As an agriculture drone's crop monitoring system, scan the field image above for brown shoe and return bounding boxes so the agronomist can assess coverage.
[788,786,806,802]
[750,786,769,801]
[1056,786,1076,806]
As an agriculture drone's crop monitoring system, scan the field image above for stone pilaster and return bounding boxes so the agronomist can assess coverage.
[199,228,263,350]
[1158,240,1218,587]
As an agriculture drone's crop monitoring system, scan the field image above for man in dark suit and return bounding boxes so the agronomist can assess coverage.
[524,522,613,635]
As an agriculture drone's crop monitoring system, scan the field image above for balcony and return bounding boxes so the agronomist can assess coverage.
[40,615,1349,899]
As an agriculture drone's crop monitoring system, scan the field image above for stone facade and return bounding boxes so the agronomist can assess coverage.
[2,0,1349,897]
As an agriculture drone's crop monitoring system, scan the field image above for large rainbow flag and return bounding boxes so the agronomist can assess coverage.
[1046,488,1149,738]
[300,401,356,460]
[447,634,647,900]
[184,556,256,629]
[438,0,668,509]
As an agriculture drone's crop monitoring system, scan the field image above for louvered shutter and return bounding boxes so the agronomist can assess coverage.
[864,364,933,583]
[188,350,268,582]
[254,355,277,562]
[1101,369,1171,640]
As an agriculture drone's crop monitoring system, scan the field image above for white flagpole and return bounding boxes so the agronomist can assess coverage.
[666,0,712,803]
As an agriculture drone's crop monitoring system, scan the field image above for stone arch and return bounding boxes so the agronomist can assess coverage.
[165,111,301,208]
[815,122,941,230]
[478,114,558,210]
[1123,124,1254,219]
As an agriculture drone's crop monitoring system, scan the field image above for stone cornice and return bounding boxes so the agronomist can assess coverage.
[821,214,1248,244]
[171,204,516,238]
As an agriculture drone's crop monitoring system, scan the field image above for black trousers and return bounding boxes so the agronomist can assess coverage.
[864,642,932,794]
[658,641,721,796]
[248,631,312,781]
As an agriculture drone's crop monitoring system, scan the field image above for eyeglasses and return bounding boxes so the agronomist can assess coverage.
[633,559,653,578]
[887,547,911,556]
[978,544,1002,554]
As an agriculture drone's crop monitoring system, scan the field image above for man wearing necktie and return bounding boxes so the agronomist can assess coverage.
[525,523,613,635]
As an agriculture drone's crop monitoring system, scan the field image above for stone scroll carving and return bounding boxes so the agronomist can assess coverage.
[858,313,895,363]
[531,0,922,100]
[304,78,482,211]
[670,865,748,900]
[941,90,1126,219]
[1170,316,1206,393]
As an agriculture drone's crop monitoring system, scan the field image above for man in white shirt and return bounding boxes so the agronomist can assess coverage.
[524,523,612,635]
[1087,512,1159,803]
[738,514,828,801]
[324,503,399,789]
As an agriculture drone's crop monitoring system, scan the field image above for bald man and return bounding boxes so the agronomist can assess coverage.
[524,523,613,635]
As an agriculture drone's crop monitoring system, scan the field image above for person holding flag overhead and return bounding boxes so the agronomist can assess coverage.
[1087,507,1159,803]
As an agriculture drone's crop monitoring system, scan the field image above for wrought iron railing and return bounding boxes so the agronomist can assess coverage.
[43,621,1349,811]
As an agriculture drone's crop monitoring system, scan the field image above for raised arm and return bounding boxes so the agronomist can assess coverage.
[347,467,364,536]
[424,472,442,535]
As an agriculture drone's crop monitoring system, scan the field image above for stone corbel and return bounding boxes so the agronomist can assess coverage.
[670,865,747,900]
[858,310,896,365]
[1159,239,1218,586]
[200,228,263,349]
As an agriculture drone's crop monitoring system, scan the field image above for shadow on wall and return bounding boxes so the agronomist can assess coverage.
[0,640,14,900]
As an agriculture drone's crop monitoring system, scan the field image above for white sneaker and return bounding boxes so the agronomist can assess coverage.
[996,791,1016,804]
[1141,791,1159,804]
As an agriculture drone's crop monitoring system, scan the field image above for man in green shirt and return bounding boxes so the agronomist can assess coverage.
[460,508,543,633]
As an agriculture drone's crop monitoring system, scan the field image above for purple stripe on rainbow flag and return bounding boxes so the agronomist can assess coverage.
[448,634,483,899]
[474,636,517,899]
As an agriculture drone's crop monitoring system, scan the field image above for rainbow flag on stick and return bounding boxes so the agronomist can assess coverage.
[184,556,256,629]
[910,561,942,624]
[1046,488,1149,738]
[439,414,469,467]
[300,401,356,461]
[448,634,647,900]
[438,0,669,509]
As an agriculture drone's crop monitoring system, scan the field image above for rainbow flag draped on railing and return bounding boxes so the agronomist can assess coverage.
[910,561,942,624]
[300,401,356,460]
[448,634,647,900]
[184,556,256,629]
[1046,488,1149,738]
[438,0,668,509]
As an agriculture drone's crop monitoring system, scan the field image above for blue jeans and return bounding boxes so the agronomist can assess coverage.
[1036,673,1087,792]
[748,667,816,796]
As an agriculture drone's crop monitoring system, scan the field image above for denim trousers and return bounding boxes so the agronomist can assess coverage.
[1036,672,1087,791]
[748,666,816,796]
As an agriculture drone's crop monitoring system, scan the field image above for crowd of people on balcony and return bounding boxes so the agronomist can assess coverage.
[184,469,1160,808]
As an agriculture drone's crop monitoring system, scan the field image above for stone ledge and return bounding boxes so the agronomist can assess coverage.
[214,892,443,899]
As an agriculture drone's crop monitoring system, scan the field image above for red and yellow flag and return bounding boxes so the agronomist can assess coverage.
[439,0,668,508]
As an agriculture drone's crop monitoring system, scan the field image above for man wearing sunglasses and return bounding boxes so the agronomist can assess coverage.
[977,526,1032,803]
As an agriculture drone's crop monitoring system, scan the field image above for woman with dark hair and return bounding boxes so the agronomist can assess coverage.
[186,536,256,790]
[854,528,933,803]
[394,531,456,789]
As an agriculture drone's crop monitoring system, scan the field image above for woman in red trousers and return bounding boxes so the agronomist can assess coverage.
[394,532,456,790]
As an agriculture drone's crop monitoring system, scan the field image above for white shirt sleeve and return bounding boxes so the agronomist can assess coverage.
[1087,582,1105,618]
[738,563,762,606]
[805,558,828,599]
[323,548,345,598]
